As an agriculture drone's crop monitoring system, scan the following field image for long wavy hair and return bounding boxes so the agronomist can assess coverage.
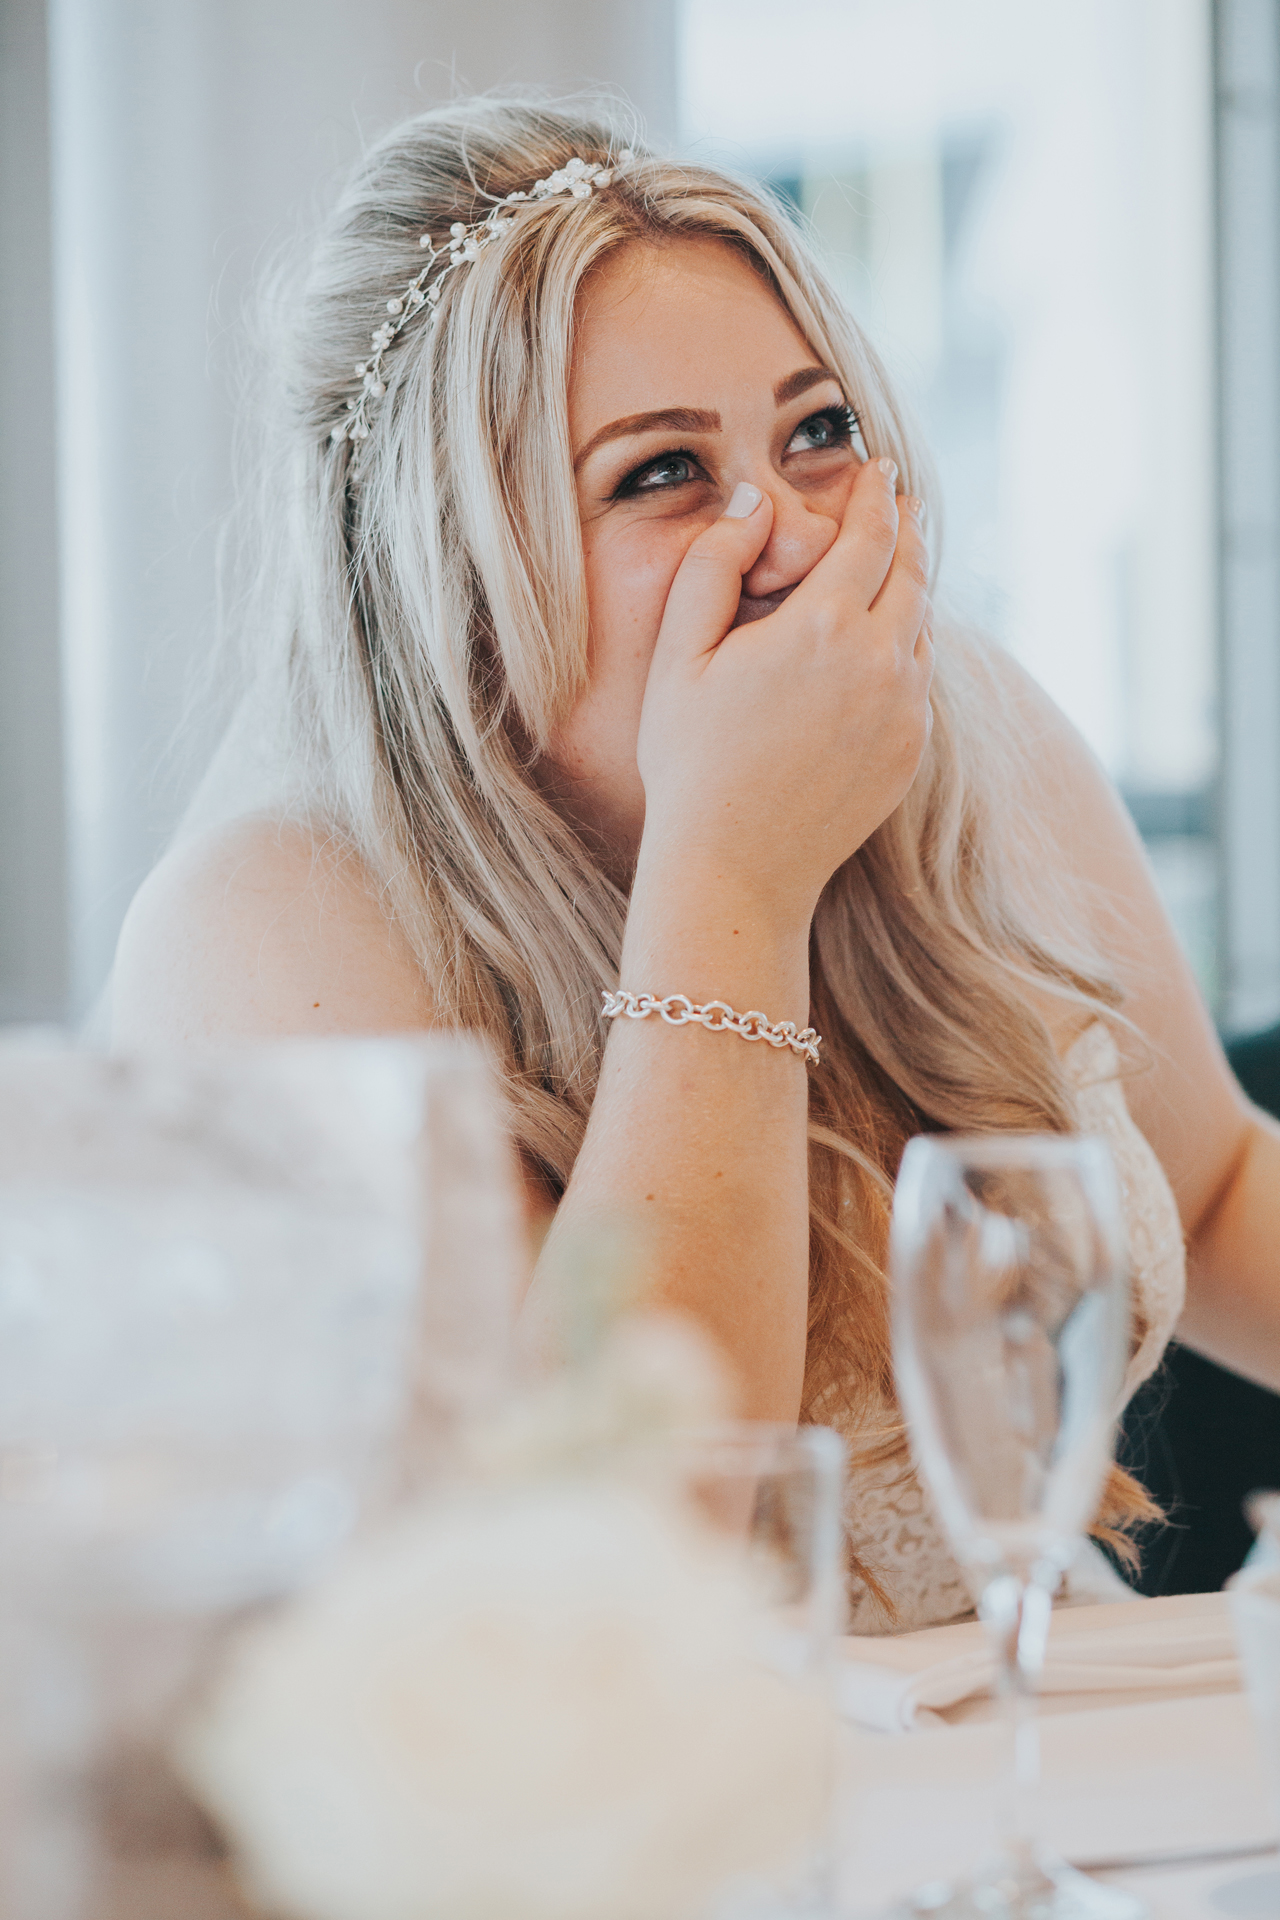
[228,95,1155,1591]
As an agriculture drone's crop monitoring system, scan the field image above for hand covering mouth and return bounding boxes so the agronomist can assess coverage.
[734,583,797,626]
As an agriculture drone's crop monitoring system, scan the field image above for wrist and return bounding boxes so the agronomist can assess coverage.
[630,831,817,934]
[621,848,812,1025]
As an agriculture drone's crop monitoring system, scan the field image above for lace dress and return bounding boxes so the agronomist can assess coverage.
[828,1023,1187,1635]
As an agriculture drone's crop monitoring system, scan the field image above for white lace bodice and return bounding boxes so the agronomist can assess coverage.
[830,1023,1186,1635]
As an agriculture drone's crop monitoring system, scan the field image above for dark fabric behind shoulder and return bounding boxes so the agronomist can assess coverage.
[1227,1022,1280,1119]
[1117,1023,1280,1594]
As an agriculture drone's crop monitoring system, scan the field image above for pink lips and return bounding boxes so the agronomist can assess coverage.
[734,583,797,627]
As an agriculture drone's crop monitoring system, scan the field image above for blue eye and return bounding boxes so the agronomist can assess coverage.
[787,403,859,454]
[617,451,700,496]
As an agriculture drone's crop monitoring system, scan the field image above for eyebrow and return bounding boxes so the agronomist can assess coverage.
[774,365,840,406]
[572,366,841,471]
[573,407,720,471]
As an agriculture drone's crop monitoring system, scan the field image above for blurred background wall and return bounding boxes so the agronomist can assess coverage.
[1,0,676,1021]
[2,0,1279,1034]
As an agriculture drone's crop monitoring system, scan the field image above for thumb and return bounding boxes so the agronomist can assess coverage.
[654,483,773,665]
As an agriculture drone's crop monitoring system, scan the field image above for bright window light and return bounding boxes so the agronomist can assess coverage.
[680,0,1217,995]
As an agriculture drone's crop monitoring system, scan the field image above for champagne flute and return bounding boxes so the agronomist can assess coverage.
[890,1133,1142,1920]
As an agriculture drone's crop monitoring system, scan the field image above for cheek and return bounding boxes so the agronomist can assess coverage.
[554,517,708,784]
[550,520,698,781]
[581,516,706,679]
[819,463,858,521]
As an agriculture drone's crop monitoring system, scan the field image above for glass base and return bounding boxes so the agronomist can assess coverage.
[895,1848,1145,1920]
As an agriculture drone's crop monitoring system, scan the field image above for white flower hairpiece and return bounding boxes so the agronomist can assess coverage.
[330,151,634,446]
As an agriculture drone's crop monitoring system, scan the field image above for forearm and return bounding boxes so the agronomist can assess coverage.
[1178,1109,1280,1390]
[522,851,814,1421]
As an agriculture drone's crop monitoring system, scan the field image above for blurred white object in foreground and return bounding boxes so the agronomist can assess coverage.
[0,1033,522,1487]
[0,1031,521,1919]
[181,1471,834,1920]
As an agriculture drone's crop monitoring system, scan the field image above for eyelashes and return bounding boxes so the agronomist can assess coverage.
[814,402,862,446]
[610,401,862,500]
[612,449,702,499]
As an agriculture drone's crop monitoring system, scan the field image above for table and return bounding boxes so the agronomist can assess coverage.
[833,1593,1279,1917]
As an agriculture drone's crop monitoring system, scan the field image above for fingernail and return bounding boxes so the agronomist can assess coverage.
[906,496,927,524]
[877,456,898,482]
[724,482,763,519]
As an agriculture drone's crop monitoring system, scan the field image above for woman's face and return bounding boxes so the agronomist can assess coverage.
[551,236,863,861]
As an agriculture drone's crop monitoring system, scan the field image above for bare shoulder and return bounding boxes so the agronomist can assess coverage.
[969,636,1114,798]
[111,815,434,1049]
[956,637,1172,916]
[971,641,1249,1226]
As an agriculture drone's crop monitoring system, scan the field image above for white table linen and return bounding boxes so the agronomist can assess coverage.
[833,1592,1278,1917]
[837,1592,1241,1733]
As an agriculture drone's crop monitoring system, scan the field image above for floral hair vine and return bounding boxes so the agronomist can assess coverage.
[330,151,635,445]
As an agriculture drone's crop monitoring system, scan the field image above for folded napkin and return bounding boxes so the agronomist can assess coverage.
[837,1592,1240,1733]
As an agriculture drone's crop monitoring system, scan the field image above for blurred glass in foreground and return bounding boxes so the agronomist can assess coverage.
[0,1034,520,1919]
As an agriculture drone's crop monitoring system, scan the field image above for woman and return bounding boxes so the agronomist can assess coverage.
[112,99,1280,1631]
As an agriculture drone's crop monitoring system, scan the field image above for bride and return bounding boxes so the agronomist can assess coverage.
[111,98,1280,1630]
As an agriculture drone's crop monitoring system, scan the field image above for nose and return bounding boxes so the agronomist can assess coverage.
[739,479,841,601]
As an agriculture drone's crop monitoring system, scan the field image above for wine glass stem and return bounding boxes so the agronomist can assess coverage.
[1006,1661,1040,1865]
[984,1573,1052,1871]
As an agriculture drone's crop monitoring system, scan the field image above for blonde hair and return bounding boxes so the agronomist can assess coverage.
[240,96,1154,1584]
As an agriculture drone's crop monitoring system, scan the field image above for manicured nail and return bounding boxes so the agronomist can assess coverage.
[906,496,927,523]
[724,482,763,519]
[877,456,898,482]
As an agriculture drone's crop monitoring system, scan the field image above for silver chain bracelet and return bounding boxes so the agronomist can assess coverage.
[600,989,822,1067]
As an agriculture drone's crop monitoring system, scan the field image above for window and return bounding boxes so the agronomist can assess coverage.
[681,0,1222,1003]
